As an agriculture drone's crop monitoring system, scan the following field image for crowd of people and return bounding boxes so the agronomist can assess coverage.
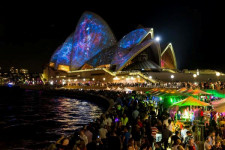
[64,81,225,91]
[46,89,225,150]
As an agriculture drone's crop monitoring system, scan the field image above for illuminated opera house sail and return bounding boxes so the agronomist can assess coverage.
[49,11,177,73]
[43,11,179,83]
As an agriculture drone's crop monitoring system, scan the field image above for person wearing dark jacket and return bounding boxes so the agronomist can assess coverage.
[108,131,121,150]
[162,124,172,150]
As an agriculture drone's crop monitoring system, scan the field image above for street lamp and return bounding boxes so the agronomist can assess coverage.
[197,69,199,76]
[216,72,221,81]
[155,36,160,42]
[216,72,220,77]
[171,75,174,86]
[193,74,197,83]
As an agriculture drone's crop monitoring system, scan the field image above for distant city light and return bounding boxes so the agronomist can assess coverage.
[8,82,14,87]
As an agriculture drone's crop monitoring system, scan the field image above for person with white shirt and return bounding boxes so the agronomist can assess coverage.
[181,127,188,142]
[106,115,112,126]
[132,108,139,120]
[99,124,108,139]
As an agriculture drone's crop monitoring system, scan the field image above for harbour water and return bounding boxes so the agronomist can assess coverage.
[0,88,104,149]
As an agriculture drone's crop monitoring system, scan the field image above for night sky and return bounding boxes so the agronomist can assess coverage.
[0,1,224,73]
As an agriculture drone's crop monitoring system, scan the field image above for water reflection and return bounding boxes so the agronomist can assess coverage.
[0,93,103,149]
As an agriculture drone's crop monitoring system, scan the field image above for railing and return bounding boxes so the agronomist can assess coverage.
[102,68,116,76]
[129,72,157,83]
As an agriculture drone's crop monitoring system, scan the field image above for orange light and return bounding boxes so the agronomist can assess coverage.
[49,62,55,67]
[58,65,70,72]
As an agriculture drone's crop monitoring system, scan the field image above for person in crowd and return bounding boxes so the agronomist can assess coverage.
[212,141,222,150]
[132,107,139,120]
[155,142,163,150]
[99,124,108,139]
[106,114,113,127]
[172,139,182,150]
[204,136,212,150]
[181,126,188,142]
[211,131,216,147]
[132,124,142,148]
[127,138,137,150]
[108,131,121,150]
[83,125,93,144]
[121,113,129,126]
[151,123,159,141]
[184,131,193,147]
[171,131,181,146]
[177,145,185,150]
[140,137,152,150]
[163,116,169,127]
[122,127,130,150]
[162,124,172,150]
[185,138,198,150]
[79,130,88,146]
[74,140,86,150]
[168,119,174,132]
[207,131,214,146]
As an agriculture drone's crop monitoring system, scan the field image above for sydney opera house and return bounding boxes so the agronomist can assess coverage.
[42,11,223,84]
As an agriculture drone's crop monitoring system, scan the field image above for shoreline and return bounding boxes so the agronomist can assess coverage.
[17,85,114,113]
[0,85,115,149]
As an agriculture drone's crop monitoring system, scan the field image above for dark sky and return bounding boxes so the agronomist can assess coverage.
[0,1,224,73]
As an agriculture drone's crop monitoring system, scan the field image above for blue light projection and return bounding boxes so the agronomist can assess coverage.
[70,12,116,70]
[114,39,155,71]
[119,29,147,49]
[50,12,157,72]
[111,29,149,68]
[86,45,116,67]
[50,45,62,65]
[50,34,73,69]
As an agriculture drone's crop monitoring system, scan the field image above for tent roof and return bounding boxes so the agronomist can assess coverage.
[177,87,188,92]
[171,96,209,107]
[191,89,211,95]
[211,98,225,107]
[214,103,225,113]
[123,87,133,92]
[105,87,111,90]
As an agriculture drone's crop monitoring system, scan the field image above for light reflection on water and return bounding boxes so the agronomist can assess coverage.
[0,95,103,149]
